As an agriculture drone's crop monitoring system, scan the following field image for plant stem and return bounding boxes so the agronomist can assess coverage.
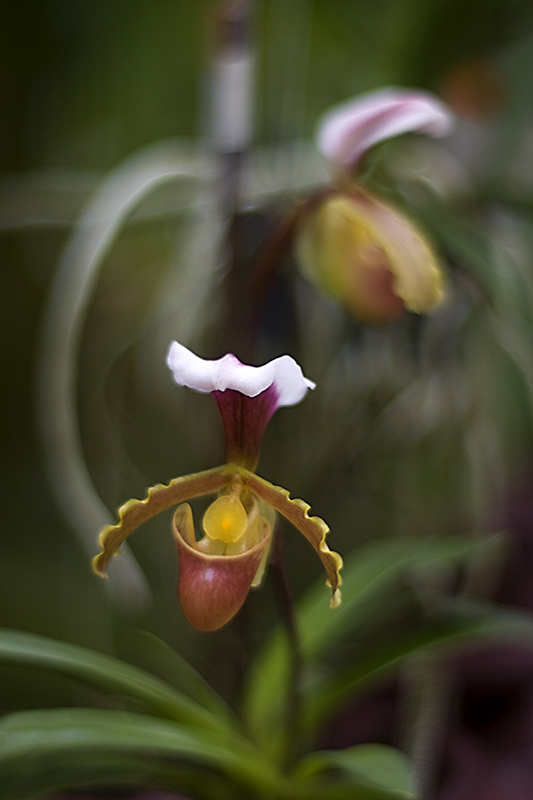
[399,652,452,800]
[269,525,303,766]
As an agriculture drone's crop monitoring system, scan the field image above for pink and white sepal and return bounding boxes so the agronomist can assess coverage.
[166,341,315,471]
[316,87,454,175]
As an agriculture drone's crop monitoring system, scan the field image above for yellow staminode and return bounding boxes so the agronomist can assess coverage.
[203,489,248,543]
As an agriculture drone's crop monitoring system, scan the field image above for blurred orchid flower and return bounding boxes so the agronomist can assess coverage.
[94,342,342,631]
[295,88,455,324]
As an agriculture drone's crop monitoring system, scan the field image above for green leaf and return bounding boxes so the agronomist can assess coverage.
[243,535,494,759]
[0,629,237,734]
[302,600,533,731]
[0,708,286,800]
[295,744,414,799]
[131,630,236,720]
[0,749,238,800]
[294,536,479,656]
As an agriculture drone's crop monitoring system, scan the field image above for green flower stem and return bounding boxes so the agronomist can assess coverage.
[269,525,303,767]
[399,653,451,800]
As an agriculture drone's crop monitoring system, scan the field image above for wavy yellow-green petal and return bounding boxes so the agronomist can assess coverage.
[235,466,343,602]
[93,466,230,577]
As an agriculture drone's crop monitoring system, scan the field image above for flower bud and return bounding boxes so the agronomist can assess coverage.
[295,189,445,324]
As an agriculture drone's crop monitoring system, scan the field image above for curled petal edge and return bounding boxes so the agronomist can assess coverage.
[237,468,343,606]
[93,466,229,576]
[93,464,342,607]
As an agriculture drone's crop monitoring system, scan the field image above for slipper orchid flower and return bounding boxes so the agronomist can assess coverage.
[295,88,455,324]
[93,342,342,631]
